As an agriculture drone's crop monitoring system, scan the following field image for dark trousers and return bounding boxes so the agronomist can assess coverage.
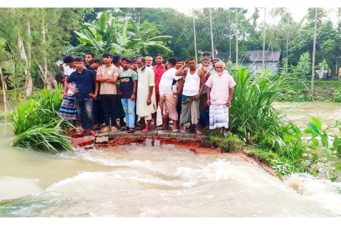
[116,95,126,119]
[176,95,182,121]
[100,94,118,126]
[93,98,104,126]
[74,97,94,130]
[199,108,209,128]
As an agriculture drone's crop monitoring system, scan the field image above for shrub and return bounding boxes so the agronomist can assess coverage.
[12,121,72,153]
[333,90,341,103]
[8,87,72,153]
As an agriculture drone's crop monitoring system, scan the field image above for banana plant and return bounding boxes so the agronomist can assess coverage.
[73,11,172,57]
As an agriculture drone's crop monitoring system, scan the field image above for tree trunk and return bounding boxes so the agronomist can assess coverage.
[38,64,56,90]
[20,19,33,97]
[41,9,54,90]
[0,67,7,113]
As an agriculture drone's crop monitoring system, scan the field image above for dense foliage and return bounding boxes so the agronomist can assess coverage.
[8,88,72,153]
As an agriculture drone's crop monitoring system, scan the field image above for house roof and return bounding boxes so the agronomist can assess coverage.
[245,50,281,62]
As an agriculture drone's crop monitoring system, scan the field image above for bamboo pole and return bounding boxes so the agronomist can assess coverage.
[262,8,266,70]
[192,9,198,62]
[311,8,318,94]
[235,11,238,67]
[209,8,214,59]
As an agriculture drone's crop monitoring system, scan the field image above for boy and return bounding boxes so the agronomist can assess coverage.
[67,57,98,136]
[119,57,138,133]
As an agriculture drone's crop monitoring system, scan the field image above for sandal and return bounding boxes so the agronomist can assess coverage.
[142,128,151,133]
[171,128,179,133]
[195,129,203,135]
[180,129,187,134]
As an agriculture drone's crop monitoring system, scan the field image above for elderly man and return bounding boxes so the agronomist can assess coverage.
[145,56,154,68]
[205,61,236,136]
[136,57,157,133]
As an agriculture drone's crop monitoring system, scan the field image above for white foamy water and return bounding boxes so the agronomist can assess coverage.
[0,177,41,201]
[0,146,338,217]
[2,102,341,217]
[284,173,341,216]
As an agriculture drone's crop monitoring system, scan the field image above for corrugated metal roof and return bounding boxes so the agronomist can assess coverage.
[245,50,281,62]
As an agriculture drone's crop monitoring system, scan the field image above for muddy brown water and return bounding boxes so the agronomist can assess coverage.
[1,102,341,216]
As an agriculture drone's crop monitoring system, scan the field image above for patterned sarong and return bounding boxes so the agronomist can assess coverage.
[159,93,178,121]
[209,104,229,129]
[180,95,199,125]
[57,95,78,120]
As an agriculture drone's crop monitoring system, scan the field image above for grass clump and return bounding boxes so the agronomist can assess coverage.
[8,87,72,153]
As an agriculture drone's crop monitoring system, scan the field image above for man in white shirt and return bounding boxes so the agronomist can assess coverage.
[206,61,236,136]
[158,57,182,132]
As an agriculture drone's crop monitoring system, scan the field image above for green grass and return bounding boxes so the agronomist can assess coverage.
[205,131,244,153]
[8,87,72,153]
[276,79,341,102]
[12,122,72,153]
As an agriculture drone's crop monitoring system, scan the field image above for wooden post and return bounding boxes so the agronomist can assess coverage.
[192,9,198,63]
[311,8,318,94]
[209,8,215,59]
[262,7,266,70]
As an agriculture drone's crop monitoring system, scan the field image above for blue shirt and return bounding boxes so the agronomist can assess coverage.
[67,69,96,99]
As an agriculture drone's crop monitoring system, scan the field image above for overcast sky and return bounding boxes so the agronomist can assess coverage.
[175,7,340,26]
[0,0,339,26]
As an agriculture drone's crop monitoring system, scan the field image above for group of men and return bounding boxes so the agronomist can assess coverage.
[57,52,236,137]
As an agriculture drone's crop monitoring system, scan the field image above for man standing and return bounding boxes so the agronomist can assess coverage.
[112,54,126,128]
[145,56,154,68]
[199,57,213,128]
[205,61,236,136]
[96,53,120,133]
[84,52,94,70]
[67,57,98,136]
[176,59,205,135]
[89,58,103,130]
[175,58,185,119]
[158,57,182,132]
[136,57,157,133]
[57,55,78,122]
[153,54,166,126]
[119,57,138,133]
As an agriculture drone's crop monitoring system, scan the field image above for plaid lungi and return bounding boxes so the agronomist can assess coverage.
[209,104,229,129]
[57,95,78,120]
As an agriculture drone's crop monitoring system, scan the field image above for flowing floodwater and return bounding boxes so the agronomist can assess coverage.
[1,102,341,217]
[273,101,341,134]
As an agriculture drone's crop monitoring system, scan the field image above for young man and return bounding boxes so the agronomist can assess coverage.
[118,57,138,133]
[153,54,166,127]
[57,55,78,121]
[89,58,103,130]
[205,61,236,136]
[112,54,126,128]
[67,57,98,136]
[84,52,94,70]
[176,58,206,135]
[96,53,120,133]
[130,60,138,72]
[136,57,157,133]
[199,57,213,128]
[158,57,182,132]
[175,58,185,119]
